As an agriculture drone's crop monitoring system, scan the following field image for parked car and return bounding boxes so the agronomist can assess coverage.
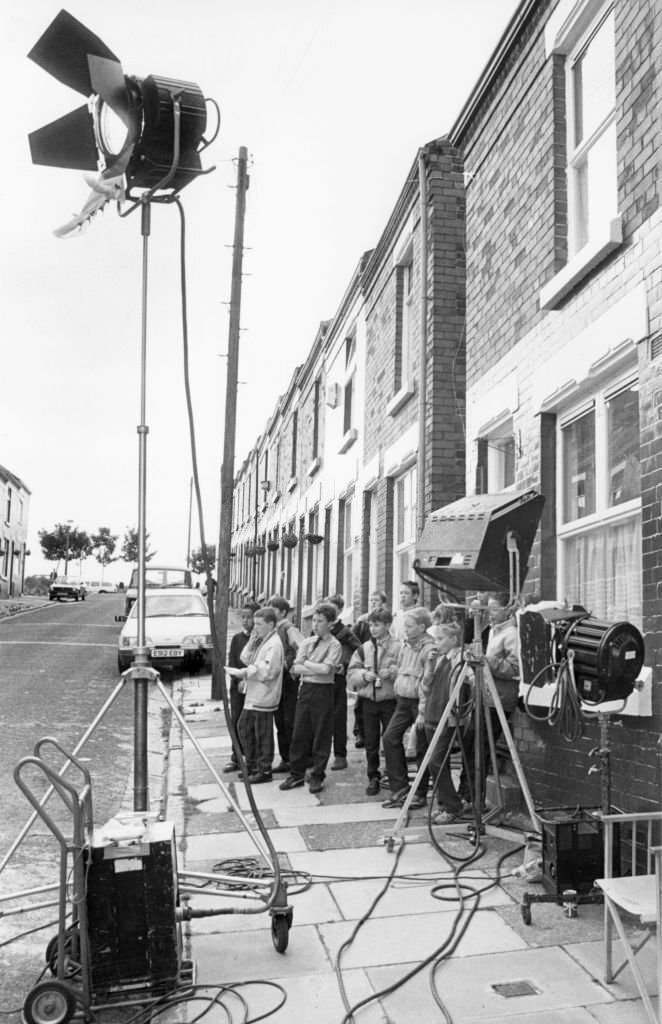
[116,588,212,674]
[49,576,86,602]
[124,565,193,615]
[98,581,118,594]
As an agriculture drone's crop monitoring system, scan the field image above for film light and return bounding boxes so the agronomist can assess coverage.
[28,10,210,195]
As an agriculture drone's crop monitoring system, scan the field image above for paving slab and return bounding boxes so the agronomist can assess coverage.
[185,881,343,933]
[191,922,332,981]
[366,945,613,1021]
[287,841,485,880]
[565,937,660,999]
[582,998,660,1022]
[329,871,514,919]
[319,907,527,969]
[184,826,307,862]
[159,968,383,1024]
[183,734,228,750]
[183,808,279,834]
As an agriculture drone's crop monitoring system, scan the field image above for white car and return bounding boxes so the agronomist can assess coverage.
[117,588,213,674]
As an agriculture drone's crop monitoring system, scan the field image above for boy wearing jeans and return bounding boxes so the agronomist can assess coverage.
[279,603,343,795]
[225,606,283,784]
[346,608,400,796]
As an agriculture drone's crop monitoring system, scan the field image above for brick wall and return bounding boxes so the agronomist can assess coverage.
[456,0,662,812]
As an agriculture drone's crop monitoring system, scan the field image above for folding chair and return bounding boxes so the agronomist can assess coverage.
[595,811,662,1024]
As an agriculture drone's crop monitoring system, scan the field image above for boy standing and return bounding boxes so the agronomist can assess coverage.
[223,603,259,773]
[225,606,283,784]
[268,596,304,773]
[279,602,343,794]
[347,608,400,795]
[381,607,437,809]
[418,621,473,824]
[325,594,360,771]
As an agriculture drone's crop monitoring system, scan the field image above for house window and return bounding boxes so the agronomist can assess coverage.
[395,261,413,391]
[307,509,321,602]
[368,492,378,596]
[339,332,358,452]
[480,418,516,493]
[312,378,321,459]
[343,375,354,435]
[567,6,617,256]
[558,377,641,625]
[18,499,24,525]
[341,498,354,606]
[291,411,298,477]
[5,487,12,525]
[393,466,417,594]
[1,539,8,577]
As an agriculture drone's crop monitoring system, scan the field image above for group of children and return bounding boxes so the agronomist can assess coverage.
[223,586,520,821]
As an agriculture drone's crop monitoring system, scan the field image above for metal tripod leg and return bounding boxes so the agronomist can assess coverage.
[155,677,273,866]
[480,661,539,827]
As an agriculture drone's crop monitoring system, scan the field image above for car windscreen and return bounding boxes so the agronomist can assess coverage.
[129,569,191,588]
[130,595,207,618]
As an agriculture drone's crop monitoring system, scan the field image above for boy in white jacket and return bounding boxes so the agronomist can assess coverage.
[226,606,283,783]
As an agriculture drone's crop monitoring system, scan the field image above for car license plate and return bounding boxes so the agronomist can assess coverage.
[152,648,184,658]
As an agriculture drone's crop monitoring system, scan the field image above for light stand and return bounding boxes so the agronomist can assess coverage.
[384,601,539,850]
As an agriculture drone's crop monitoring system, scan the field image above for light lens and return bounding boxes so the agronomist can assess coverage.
[95,99,128,158]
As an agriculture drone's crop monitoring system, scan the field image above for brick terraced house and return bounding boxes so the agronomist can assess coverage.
[448,0,661,810]
[231,0,661,810]
[231,140,467,624]
[0,464,31,598]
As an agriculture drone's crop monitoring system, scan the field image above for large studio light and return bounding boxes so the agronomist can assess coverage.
[28,9,212,196]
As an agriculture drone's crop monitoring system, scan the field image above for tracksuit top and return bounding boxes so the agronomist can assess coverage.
[346,635,401,702]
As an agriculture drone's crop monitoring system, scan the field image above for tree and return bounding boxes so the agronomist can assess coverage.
[189,544,216,576]
[121,527,156,564]
[38,523,91,573]
[91,527,118,579]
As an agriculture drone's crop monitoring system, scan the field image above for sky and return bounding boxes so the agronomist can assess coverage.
[1,0,519,582]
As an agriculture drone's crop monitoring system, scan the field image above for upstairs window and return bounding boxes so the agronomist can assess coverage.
[395,261,413,392]
[567,6,617,255]
[5,487,11,525]
[312,378,321,459]
[290,411,298,477]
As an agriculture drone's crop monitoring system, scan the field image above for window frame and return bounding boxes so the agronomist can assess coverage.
[392,464,417,597]
[556,370,641,624]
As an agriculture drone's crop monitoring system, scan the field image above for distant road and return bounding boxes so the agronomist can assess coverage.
[0,594,135,1012]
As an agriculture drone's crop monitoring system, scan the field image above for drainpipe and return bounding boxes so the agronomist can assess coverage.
[416,147,429,568]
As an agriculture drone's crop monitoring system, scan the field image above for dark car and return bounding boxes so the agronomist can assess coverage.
[49,576,86,602]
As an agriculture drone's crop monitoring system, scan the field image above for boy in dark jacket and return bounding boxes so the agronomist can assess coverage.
[325,594,360,771]
[347,608,400,795]
[223,603,260,773]
[418,621,473,824]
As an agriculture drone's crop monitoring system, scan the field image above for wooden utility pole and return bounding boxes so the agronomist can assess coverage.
[212,146,249,701]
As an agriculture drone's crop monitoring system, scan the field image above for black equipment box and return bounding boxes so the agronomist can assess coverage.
[415,490,545,592]
[539,807,619,896]
[84,819,180,997]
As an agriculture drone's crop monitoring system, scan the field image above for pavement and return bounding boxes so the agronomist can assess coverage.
[149,611,660,1024]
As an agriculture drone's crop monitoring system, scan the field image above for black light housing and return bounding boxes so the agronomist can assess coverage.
[28,9,210,196]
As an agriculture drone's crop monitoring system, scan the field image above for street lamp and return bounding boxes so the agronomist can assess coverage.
[64,519,73,574]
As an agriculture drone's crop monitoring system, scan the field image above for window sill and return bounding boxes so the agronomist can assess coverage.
[307,456,322,478]
[286,476,297,494]
[539,217,623,310]
[386,380,415,417]
[338,428,358,454]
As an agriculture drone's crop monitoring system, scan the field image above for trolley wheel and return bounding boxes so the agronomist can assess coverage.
[23,979,76,1024]
[45,928,78,978]
[271,914,290,953]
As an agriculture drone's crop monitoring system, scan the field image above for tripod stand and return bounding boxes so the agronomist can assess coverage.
[384,607,539,849]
